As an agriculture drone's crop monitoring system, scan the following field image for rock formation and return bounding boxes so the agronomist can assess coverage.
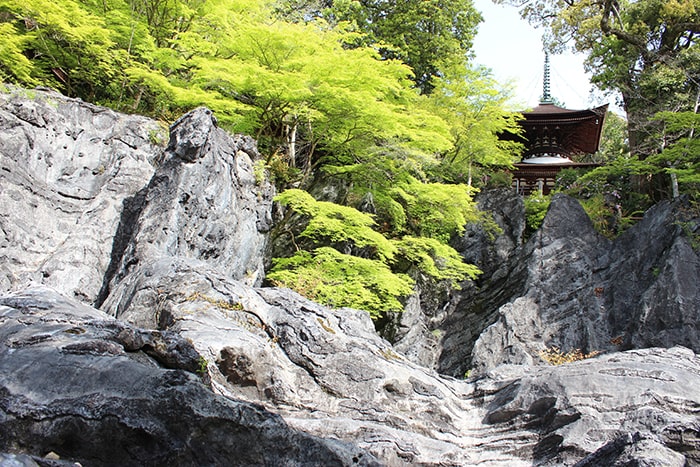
[1,87,699,466]
[0,88,161,303]
[0,287,375,466]
[466,193,700,375]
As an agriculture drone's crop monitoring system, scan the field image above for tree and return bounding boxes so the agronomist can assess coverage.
[496,0,700,165]
[429,64,523,185]
[276,0,483,95]
[0,0,129,102]
[269,189,481,319]
[594,111,630,163]
[650,110,700,196]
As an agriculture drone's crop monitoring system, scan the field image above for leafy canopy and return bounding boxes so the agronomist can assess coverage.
[271,189,482,318]
[1,0,517,318]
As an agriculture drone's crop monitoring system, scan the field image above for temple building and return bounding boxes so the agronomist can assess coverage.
[507,54,608,195]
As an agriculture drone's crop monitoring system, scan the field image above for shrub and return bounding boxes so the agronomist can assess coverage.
[394,236,481,286]
[524,192,551,232]
[267,247,414,319]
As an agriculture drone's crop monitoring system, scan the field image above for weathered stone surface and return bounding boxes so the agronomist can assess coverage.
[385,188,528,371]
[467,193,699,374]
[97,107,274,308]
[435,188,530,377]
[0,287,376,466]
[604,197,700,351]
[3,285,699,466]
[101,257,482,465]
[0,87,162,302]
[476,346,700,466]
[2,90,699,466]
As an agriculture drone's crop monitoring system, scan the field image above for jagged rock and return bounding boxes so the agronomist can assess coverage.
[100,257,481,465]
[3,286,699,466]
[476,346,700,466]
[436,188,530,376]
[97,107,274,308]
[0,87,162,302]
[454,187,526,278]
[0,287,377,466]
[469,194,700,374]
[574,432,687,467]
[2,89,699,466]
[605,197,700,351]
[386,188,527,370]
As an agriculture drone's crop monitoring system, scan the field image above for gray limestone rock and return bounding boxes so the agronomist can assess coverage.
[0,287,377,466]
[387,188,528,371]
[100,257,481,465]
[469,193,700,374]
[97,107,274,309]
[476,346,700,466]
[4,285,699,466]
[0,87,162,302]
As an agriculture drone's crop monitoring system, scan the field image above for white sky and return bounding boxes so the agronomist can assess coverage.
[471,0,617,112]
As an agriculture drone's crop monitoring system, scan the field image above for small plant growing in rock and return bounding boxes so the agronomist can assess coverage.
[539,346,600,365]
[196,356,208,375]
[253,159,268,186]
[524,192,551,233]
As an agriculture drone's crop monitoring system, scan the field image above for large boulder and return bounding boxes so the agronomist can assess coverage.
[463,193,700,375]
[97,107,274,309]
[0,87,162,302]
[0,287,376,466]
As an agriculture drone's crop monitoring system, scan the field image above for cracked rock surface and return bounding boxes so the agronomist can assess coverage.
[1,87,699,466]
[0,87,161,302]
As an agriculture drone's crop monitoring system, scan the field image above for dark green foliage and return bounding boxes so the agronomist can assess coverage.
[524,192,551,233]
[271,189,481,319]
[650,111,700,195]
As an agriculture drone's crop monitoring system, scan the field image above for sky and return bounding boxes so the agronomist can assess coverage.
[471,0,616,112]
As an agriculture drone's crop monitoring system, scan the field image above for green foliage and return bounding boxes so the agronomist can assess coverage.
[268,247,414,319]
[649,111,700,193]
[196,356,209,375]
[394,236,481,286]
[595,111,630,163]
[275,189,397,261]
[390,177,480,242]
[253,159,268,186]
[280,0,483,95]
[272,188,481,319]
[579,194,619,238]
[558,155,651,236]
[486,171,514,189]
[0,22,35,84]
[429,65,523,184]
[524,192,551,232]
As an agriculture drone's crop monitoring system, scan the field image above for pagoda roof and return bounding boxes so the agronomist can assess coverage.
[515,103,609,157]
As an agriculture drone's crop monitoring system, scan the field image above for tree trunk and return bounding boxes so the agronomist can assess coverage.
[286,120,297,168]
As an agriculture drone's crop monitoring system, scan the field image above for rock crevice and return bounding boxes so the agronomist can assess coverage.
[1,88,698,466]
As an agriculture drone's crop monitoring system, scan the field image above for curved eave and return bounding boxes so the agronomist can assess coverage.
[520,104,609,155]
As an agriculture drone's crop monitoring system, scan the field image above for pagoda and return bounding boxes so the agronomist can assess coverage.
[508,53,608,195]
